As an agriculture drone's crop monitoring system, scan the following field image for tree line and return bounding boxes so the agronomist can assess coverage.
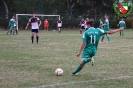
[0,0,132,29]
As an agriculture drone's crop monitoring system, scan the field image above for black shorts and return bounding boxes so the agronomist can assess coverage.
[57,26,62,28]
[32,29,39,33]
[81,26,85,30]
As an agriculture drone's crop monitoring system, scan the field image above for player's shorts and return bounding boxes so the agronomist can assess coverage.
[10,26,15,29]
[44,25,48,27]
[32,29,39,33]
[44,25,48,29]
[14,26,17,28]
[82,48,96,59]
[57,26,62,28]
[81,26,85,30]
[120,27,124,30]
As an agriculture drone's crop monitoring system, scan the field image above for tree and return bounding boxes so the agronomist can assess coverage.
[2,0,8,19]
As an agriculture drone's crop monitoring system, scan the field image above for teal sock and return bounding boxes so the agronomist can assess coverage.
[73,66,83,74]
[107,36,110,42]
[101,36,104,42]
[6,30,10,34]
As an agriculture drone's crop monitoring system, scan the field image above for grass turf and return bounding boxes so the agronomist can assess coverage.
[0,29,133,88]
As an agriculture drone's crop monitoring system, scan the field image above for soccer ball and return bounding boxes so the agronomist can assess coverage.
[55,68,64,76]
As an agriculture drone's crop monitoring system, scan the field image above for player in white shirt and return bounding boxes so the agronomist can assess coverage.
[84,18,89,31]
[79,18,85,34]
[57,18,62,33]
[25,13,42,44]
[14,18,18,35]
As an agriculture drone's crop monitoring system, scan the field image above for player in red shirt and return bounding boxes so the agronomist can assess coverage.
[44,19,49,31]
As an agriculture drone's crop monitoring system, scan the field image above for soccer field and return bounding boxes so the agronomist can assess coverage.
[0,29,133,88]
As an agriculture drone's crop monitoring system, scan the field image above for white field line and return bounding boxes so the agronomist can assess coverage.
[30,76,133,88]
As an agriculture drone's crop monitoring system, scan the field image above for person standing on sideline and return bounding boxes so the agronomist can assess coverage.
[117,18,126,36]
[25,13,42,44]
[79,18,85,34]
[101,15,111,44]
[44,19,49,31]
[72,20,122,75]
[57,18,62,33]
[7,15,15,35]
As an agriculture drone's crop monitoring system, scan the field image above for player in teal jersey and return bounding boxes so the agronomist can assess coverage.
[72,20,122,75]
[99,19,103,30]
[117,18,126,36]
[101,15,111,44]
[7,16,15,35]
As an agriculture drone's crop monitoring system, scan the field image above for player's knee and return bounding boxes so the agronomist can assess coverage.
[80,63,84,67]
[82,58,91,65]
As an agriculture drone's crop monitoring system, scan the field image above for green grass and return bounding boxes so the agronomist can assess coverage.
[0,29,133,88]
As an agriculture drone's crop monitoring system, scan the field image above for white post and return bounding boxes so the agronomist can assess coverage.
[16,14,18,31]
[15,14,60,30]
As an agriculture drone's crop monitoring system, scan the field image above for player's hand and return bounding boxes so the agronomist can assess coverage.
[25,27,27,30]
[77,53,81,57]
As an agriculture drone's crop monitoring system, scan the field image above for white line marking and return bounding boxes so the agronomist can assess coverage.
[30,76,133,88]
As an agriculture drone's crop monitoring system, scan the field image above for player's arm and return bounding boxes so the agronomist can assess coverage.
[25,22,30,30]
[102,23,108,26]
[125,23,126,28]
[8,22,10,27]
[117,23,119,27]
[38,20,42,27]
[107,28,122,35]
[77,42,86,57]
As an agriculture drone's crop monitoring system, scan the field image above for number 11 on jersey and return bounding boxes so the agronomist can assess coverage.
[90,35,96,44]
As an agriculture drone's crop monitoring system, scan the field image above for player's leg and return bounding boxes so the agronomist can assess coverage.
[12,28,15,35]
[101,35,104,43]
[44,26,47,31]
[44,26,45,31]
[58,27,61,33]
[46,26,48,31]
[120,31,121,36]
[91,57,94,66]
[14,26,18,35]
[122,30,124,36]
[36,29,39,44]
[6,28,11,35]
[72,57,92,75]
[31,29,35,44]
[10,29,12,35]
[80,29,82,34]
[106,34,111,44]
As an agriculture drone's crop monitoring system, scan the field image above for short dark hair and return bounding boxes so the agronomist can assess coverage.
[86,20,95,27]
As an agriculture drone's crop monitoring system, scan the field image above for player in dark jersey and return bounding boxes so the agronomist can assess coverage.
[57,18,62,33]
[25,13,42,44]
[72,20,122,75]
[79,18,85,34]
